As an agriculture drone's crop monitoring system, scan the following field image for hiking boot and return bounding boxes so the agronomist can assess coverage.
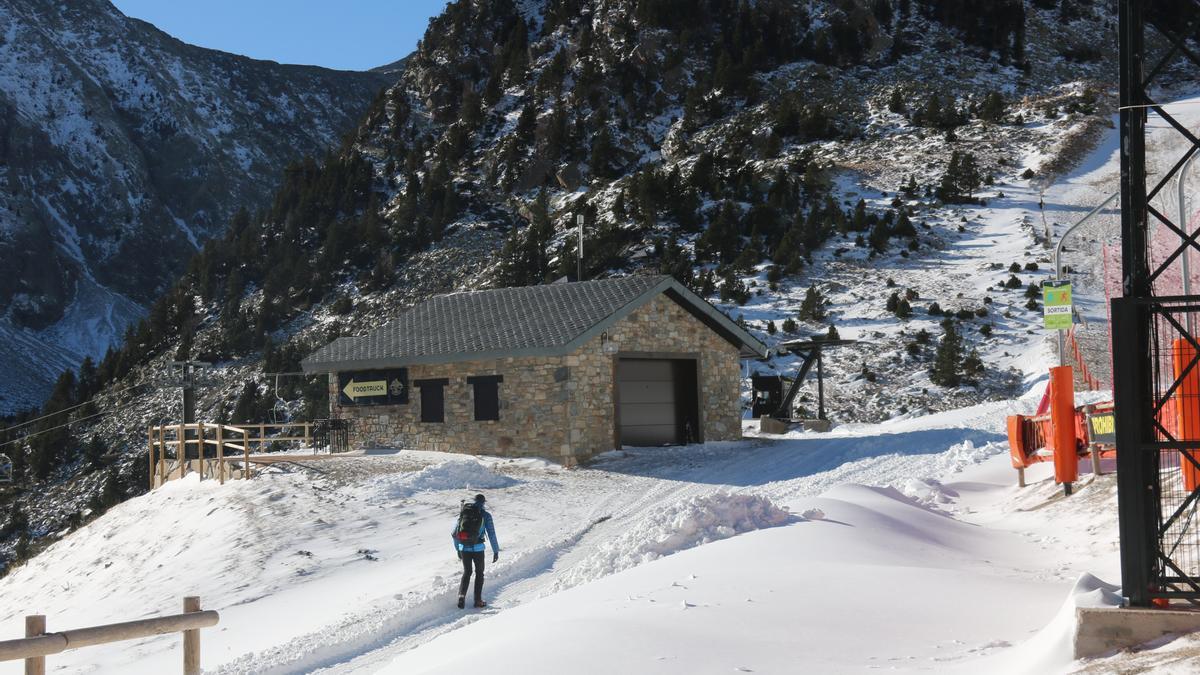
[457,596,465,609]
[474,600,487,608]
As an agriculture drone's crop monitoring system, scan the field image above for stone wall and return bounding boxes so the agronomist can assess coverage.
[329,293,744,464]
[330,354,572,460]
[567,294,743,461]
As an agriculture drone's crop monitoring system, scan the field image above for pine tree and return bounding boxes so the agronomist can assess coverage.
[977,91,1005,123]
[962,348,985,383]
[697,200,741,265]
[590,127,617,179]
[798,284,827,322]
[931,321,964,387]
[935,151,982,204]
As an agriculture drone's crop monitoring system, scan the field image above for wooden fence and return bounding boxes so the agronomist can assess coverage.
[148,422,335,489]
[229,422,316,453]
[0,596,218,674]
[147,423,250,489]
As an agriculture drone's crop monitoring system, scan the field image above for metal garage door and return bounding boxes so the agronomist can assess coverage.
[617,359,679,446]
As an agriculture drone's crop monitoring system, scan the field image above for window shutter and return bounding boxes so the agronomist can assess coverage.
[415,379,448,423]
[467,375,502,421]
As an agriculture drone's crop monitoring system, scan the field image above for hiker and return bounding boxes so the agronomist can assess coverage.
[452,493,500,609]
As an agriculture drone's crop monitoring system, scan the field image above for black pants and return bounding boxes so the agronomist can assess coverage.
[459,550,485,602]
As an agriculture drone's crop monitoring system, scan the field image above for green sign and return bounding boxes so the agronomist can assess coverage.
[1043,281,1072,330]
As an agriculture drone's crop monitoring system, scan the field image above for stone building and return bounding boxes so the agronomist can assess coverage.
[300,275,767,465]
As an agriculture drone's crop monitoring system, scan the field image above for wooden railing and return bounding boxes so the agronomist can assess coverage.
[148,423,250,488]
[228,422,315,453]
[148,421,341,489]
[0,597,218,674]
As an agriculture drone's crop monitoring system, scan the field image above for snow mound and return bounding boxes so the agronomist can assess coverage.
[979,572,1123,674]
[368,459,521,500]
[557,492,794,588]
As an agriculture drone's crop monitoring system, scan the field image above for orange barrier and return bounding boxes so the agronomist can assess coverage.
[1050,366,1079,487]
[1007,368,1117,491]
[1172,339,1200,491]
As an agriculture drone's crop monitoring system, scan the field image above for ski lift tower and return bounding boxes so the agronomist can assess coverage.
[167,360,212,426]
[771,336,859,432]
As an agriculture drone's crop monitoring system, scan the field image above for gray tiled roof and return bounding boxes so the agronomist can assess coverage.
[304,275,685,370]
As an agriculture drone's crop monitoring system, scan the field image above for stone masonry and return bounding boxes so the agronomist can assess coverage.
[330,293,743,465]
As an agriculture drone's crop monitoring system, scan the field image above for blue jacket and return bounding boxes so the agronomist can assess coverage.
[453,508,499,554]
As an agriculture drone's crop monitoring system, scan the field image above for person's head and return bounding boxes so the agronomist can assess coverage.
[474,493,486,505]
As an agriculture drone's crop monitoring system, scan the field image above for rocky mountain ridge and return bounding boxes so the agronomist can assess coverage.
[0,0,393,411]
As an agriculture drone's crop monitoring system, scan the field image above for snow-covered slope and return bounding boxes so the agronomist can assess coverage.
[0,383,1141,674]
[0,0,392,411]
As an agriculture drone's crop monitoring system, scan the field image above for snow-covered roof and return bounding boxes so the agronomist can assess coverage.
[301,275,767,372]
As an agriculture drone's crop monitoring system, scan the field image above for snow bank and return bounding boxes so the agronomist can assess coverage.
[368,458,521,500]
[976,573,1123,674]
[554,492,794,588]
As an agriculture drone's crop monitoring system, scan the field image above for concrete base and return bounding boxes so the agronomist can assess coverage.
[801,419,833,432]
[758,417,795,434]
[1075,606,1200,659]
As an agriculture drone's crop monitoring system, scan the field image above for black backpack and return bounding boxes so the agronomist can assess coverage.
[454,502,485,544]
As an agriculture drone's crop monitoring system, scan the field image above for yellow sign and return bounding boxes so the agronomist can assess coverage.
[342,379,387,401]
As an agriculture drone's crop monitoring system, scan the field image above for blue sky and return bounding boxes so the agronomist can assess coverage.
[111,1,450,71]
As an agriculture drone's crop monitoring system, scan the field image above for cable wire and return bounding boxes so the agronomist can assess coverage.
[0,383,142,434]
[0,407,115,449]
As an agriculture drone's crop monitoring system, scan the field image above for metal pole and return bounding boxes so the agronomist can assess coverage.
[816,347,826,421]
[576,214,584,282]
[1179,150,1199,335]
[1053,191,1120,366]
[1115,0,1157,609]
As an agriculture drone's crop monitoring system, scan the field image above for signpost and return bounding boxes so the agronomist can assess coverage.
[337,369,408,407]
[1043,280,1073,330]
[1086,410,1116,445]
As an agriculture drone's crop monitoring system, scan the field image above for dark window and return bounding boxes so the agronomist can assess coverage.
[468,375,502,421]
[416,379,449,423]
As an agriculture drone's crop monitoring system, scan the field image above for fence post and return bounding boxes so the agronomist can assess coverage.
[178,423,186,480]
[159,425,167,486]
[197,423,205,482]
[25,614,46,675]
[183,596,201,675]
[243,431,251,481]
[217,425,225,485]
[148,428,156,491]
[304,423,312,450]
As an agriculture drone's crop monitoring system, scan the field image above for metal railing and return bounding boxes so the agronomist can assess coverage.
[0,597,218,675]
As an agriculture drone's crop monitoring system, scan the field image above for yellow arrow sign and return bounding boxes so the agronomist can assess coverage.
[343,378,387,401]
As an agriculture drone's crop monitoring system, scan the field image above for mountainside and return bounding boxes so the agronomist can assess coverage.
[0,0,393,412]
[0,0,1155,574]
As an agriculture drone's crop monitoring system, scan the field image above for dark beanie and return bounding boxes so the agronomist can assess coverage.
[474,493,486,503]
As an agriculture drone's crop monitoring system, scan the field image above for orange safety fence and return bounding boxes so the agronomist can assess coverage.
[1066,326,1103,391]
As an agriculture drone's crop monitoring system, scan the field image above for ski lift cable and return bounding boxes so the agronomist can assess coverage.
[0,407,116,449]
[0,382,143,435]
